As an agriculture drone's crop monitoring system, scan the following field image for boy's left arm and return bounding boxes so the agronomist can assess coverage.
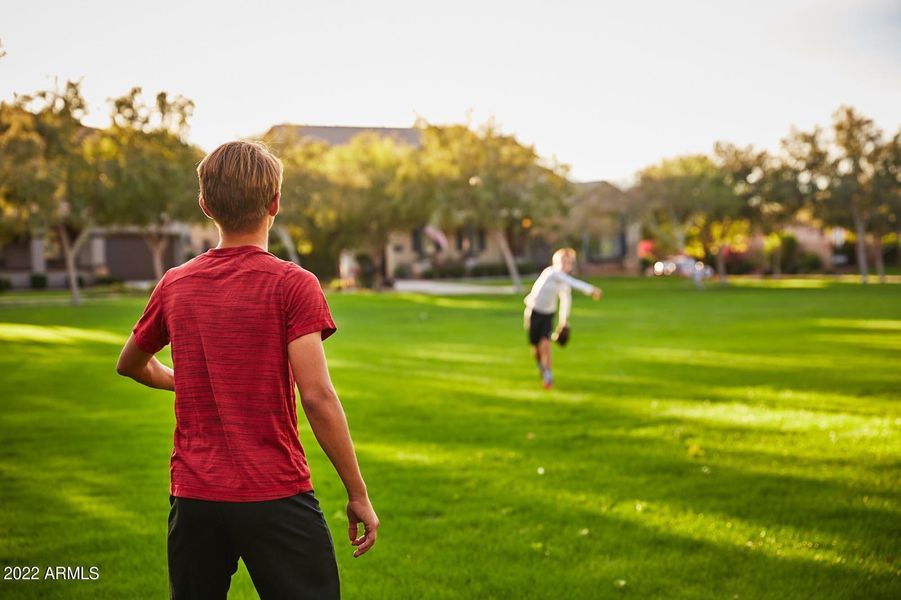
[117,273,173,390]
[116,334,174,391]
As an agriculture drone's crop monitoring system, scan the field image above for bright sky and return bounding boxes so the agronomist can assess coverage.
[1,0,899,184]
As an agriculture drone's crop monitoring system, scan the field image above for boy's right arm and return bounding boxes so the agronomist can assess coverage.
[289,331,379,558]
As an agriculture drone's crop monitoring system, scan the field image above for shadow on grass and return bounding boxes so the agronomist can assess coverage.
[347,447,900,599]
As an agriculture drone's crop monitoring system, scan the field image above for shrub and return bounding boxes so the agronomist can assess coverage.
[797,252,824,273]
[0,277,11,293]
[393,264,412,279]
[727,249,765,275]
[29,273,48,289]
[355,253,377,288]
[883,238,899,264]
[418,262,466,279]
[780,233,800,273]
[471,263,509,277]
[435,263,466,278]
[517,261,541,275]
[94,275,124,286]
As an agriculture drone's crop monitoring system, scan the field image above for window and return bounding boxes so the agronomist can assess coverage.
[411,228,423,255]
[582,215,626,262]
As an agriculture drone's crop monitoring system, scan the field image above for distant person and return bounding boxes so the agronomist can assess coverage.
[115,141,378,599]
[523,248,602,389]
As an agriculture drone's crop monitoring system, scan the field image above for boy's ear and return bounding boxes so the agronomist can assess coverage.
[198,194,213,220]
[268,192,280,217]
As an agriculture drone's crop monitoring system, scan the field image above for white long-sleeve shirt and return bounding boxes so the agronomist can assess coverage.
[523,267,596,326]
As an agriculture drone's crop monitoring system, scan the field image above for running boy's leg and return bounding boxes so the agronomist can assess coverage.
[537,338,553,388]
[527,310,555,388]
[537,338,552,372]
[223,492,340,600]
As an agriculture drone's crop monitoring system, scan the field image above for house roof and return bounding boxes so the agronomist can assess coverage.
[264,124,422,147]
[570,180,633,213]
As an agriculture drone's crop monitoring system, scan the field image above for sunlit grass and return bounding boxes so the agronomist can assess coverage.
[0,323,122,345]
[0,276,898,598]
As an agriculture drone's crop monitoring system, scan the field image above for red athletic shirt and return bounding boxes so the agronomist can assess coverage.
[131,244,337,502]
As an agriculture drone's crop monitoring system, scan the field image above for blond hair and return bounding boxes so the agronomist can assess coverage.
[197,140,283,233]
[552,247,577,269]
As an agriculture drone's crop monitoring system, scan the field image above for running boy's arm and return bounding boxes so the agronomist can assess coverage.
[289,332,379,558]
[558,286,573,328]
[554,270,600,296]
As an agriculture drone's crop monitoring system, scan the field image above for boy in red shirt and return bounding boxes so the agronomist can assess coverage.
[116,140,377,599]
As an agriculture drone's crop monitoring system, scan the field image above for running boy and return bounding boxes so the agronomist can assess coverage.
[115,141,377,599]
[524,248,602,389]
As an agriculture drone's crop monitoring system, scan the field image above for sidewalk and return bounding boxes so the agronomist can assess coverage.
[391,279,516,295]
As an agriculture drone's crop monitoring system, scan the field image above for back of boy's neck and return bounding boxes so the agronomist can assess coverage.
[216,235,268,251]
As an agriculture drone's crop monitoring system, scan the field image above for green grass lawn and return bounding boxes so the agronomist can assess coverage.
[1,277,899,599]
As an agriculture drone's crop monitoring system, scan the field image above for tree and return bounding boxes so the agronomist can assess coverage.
[831,106,887,284]
[0,80,96,304]
[634,155,712,254]
[635,154,747,283]
[868,129,901,283]
[714,142,804,277]
[262,129,333,268]
[418,120,570,293]
[90,87,202,281]
[319,133,424,287]
[686,155,747,283]
[0,103,44,245]
[757,156,807,277]
[786,107,895,284]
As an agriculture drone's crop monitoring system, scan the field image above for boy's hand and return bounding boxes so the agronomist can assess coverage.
[347,496,379,558]
[592,287,603,301]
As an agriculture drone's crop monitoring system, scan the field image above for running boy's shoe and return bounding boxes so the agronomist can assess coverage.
[542,369,553,389]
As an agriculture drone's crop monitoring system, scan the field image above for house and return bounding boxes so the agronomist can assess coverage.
[264,124,422,148]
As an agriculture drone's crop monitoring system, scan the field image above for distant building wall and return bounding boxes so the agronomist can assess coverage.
[0,225,191,289]
[105,234,178,281]
[385,227,512,278]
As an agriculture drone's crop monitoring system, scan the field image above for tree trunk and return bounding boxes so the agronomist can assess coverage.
[142,229,170,282]
[851,211,869,284]
[715,247,728,285]
[874,236,885,284]
[274,225,301,265]
[771,241,782,278]
[674,226,686,255]
[370,244,385,290]
[495,230,522,294]
[896,229,901,267]
[58,223,92,306]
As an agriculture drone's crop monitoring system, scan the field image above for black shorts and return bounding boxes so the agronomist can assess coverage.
[168,491,339,600]
[528,309,555,345]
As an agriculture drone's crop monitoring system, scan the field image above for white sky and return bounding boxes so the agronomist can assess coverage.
[1,0,899,184]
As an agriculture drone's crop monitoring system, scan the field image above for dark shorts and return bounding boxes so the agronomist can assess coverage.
[527,309,555,345]
[168,491,339,600]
